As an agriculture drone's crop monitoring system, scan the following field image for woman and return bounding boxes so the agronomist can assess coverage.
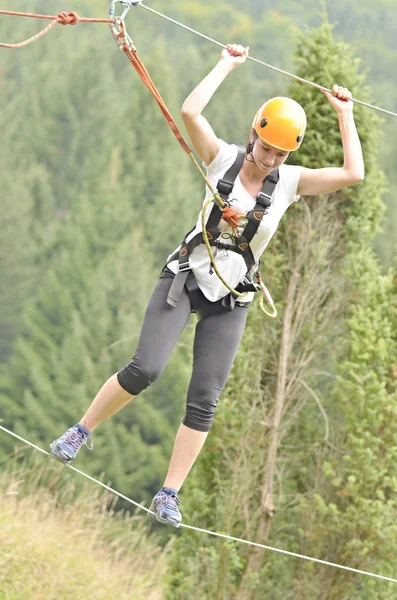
[50,44,364,527]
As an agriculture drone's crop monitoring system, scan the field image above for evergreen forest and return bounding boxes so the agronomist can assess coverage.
[1,1,397,598]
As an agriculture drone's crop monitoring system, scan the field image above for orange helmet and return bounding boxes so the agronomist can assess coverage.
[252,97,307,152]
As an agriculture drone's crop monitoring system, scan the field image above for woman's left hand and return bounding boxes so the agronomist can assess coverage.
[322,84,353,116]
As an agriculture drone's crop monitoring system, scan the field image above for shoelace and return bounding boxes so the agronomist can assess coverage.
[64,428,94,451]
[158,491,182,511]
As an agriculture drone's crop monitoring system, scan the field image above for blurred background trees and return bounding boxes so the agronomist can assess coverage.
[1,1,396,598]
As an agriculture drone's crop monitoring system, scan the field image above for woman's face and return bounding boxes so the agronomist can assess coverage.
[252,137,290,174]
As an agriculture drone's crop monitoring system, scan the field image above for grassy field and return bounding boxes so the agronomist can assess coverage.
[0,455,169,600]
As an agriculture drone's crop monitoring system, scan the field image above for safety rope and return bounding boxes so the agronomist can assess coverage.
[0,10,114,48]
[135,2,397,120]
[1,424,397,584]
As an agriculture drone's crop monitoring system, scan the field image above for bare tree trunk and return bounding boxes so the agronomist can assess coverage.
[238,267,300,598]
[233,201,344,599]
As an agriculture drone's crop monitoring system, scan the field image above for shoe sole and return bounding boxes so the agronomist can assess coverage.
[150,506,181,528]
[49,442,73,464]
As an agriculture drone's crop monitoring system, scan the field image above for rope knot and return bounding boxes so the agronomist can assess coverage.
[222,205,241,232]
[57,11,80,26]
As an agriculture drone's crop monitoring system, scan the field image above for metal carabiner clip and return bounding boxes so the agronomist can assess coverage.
[109,0,142,20]
[109,1,140,50]
[110,16,135,50]
[109,0,142,49]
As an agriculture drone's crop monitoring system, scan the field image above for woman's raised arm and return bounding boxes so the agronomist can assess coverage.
[181,44,249,166]
[297,85,365,196]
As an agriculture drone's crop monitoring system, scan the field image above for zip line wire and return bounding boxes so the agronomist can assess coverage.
[134,2,397,119]
[1,424,397,585]
[1,4,397,118]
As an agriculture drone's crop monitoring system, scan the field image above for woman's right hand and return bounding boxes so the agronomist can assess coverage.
[221,44,249,69]
[181,43,249,165]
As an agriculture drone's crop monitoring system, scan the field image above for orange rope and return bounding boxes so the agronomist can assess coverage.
[0,10,114,49]
[222,205,241,233]
[121,43,192,154]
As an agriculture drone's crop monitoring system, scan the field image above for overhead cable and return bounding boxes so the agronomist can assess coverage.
[135,3,397,119]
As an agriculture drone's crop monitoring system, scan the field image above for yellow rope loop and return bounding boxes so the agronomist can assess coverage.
[189,153,278,317]
[259,293,277,318]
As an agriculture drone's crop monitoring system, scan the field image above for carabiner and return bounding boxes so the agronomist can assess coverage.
[255,273,277,318]
[109,16,135,50]
[109,0,142,19]
[109,0,140,49]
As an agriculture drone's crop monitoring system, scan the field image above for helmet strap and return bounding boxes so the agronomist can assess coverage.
[246,130,258,163]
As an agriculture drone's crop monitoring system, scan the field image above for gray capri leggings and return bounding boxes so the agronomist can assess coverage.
[117,268,250,432]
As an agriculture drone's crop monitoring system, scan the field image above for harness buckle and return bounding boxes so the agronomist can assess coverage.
[178,260,191,272]
[242,274,261,292]
[217,179,234,197]
[256,191,272,209]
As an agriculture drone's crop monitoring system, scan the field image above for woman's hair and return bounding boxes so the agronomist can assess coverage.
[246,129,258,155]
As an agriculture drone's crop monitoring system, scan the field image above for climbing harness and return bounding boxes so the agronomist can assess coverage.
[166,146,278,316]
[2,424,397,585]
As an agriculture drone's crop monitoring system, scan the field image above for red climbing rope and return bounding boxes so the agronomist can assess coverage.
[0,10,114,49]
[118,32,242,231]
[122,44,192,154]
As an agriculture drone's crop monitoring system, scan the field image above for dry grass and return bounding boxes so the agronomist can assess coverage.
[0,455,169,600]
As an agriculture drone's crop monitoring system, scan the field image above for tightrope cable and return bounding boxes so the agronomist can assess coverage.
[1,424,397,584]
[1,5,396,117]
[135,3,397,119]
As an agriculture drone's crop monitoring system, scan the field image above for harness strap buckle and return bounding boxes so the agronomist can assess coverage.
[178,260,191,272]
[256,191,272,209]
[241,274,261,292]
[217,179,234,196]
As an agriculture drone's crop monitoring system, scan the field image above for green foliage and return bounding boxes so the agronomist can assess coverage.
[289,250,397,600]
[1,1,397,598]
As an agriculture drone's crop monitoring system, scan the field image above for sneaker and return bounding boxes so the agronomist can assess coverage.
[50,423,93,464]
[150,487,182,527]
